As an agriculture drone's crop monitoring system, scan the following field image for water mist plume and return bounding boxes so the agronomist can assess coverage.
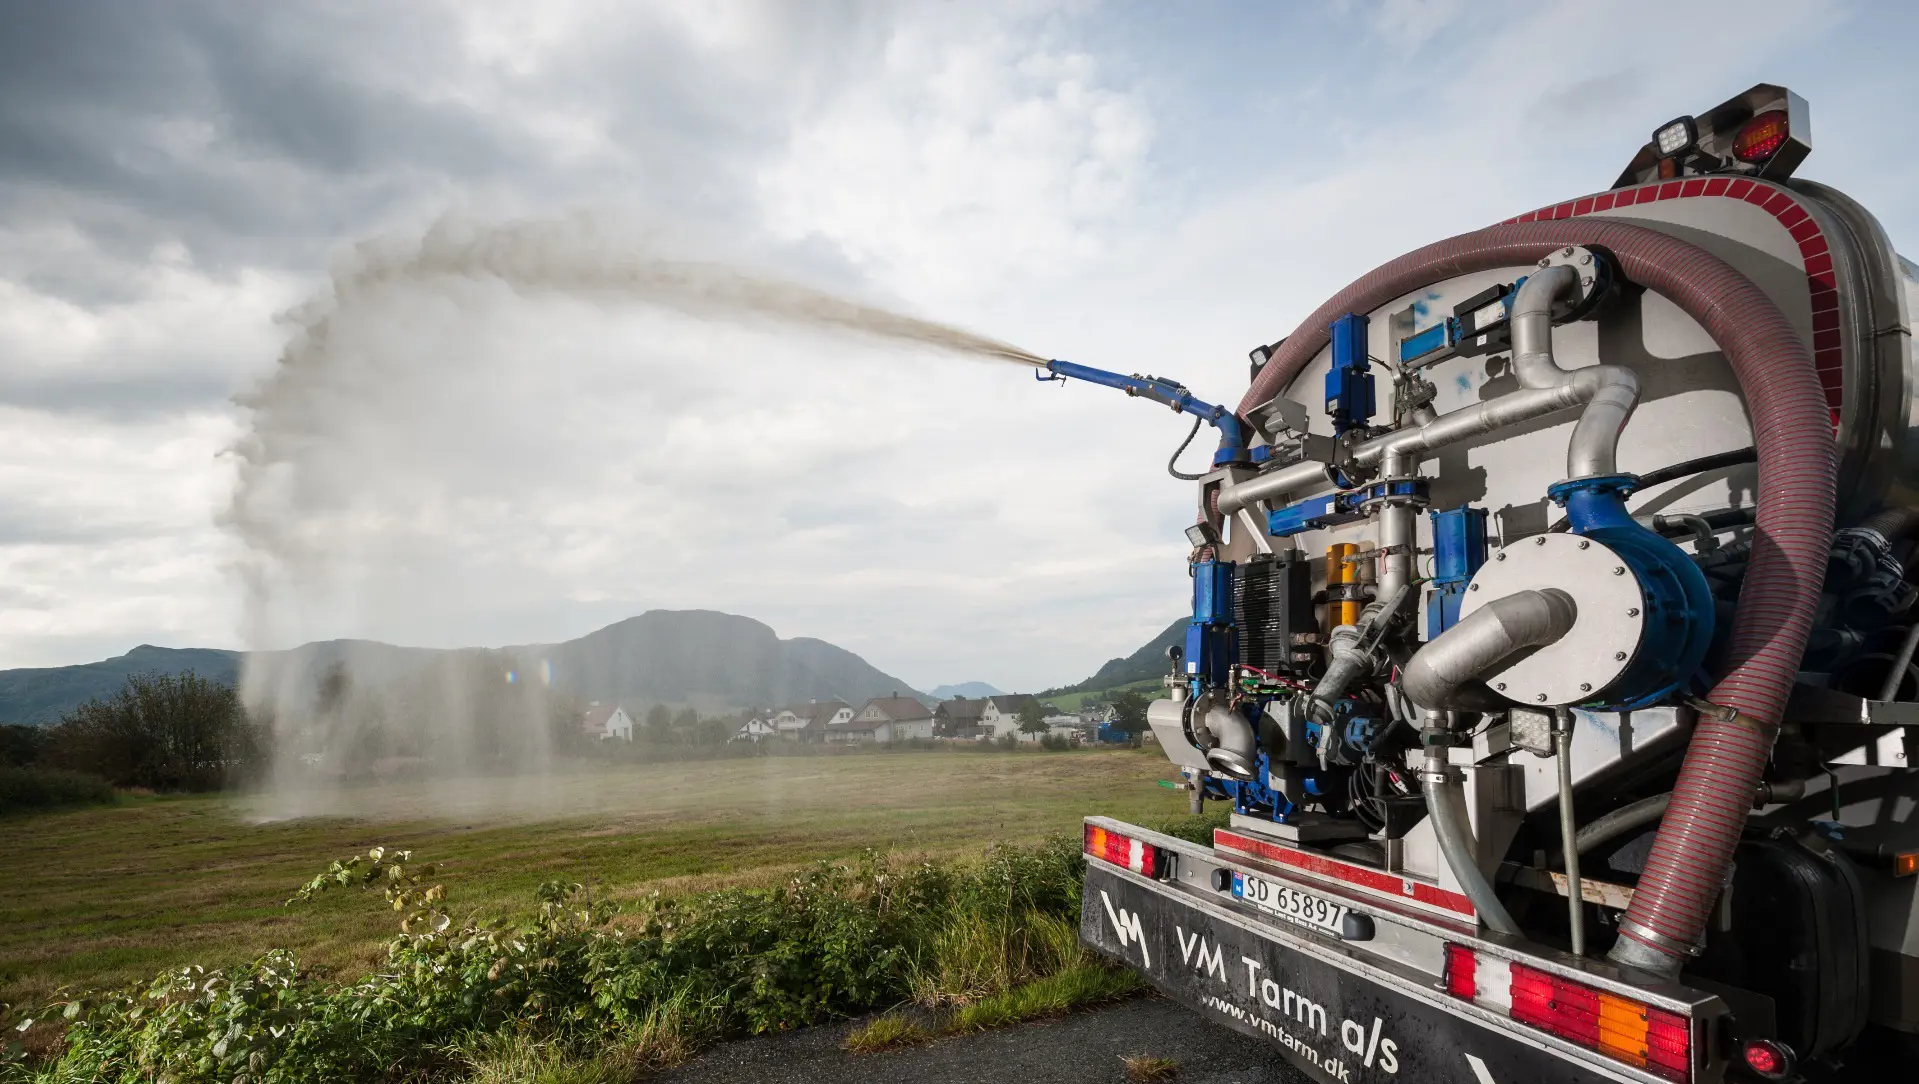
[225,212,1045,816]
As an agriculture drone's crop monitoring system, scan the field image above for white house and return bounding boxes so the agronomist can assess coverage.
[764,706,807,734]
[734,716,778,742]
[829,694,935,744]
[979,694,1041,740]
[581,702,634,741]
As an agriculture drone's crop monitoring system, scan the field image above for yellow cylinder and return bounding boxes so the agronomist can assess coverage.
[1326,542,1361,629]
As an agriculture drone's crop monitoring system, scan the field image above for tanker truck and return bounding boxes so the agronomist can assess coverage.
[1059,84,1918,1083]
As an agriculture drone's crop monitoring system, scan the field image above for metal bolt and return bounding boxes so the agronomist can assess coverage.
[1612,566,1626,576]
[1469,583,1480,591]
[1578,253,1592,266]
[1627,607,1640,617]
[1562,247,1575,257]
[1579,683,1592,693]
[1496,553,1507,561]
[1536,694,1548,702]
[1614,651,1628,661]
[1537,258,1551,268]
[1581,277,1594,288]
[1534,535,1546,546]
[1577,539,1590,550]
[1496,682,1507,691]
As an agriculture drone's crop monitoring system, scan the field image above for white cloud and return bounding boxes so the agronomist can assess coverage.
[0,0,1910,695]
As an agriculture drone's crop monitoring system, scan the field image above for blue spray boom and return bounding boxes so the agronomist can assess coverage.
[1037,359,1249,467]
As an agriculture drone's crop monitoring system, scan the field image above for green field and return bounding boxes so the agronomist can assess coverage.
[0,748,1188,1010]
[1041,679,1165,714]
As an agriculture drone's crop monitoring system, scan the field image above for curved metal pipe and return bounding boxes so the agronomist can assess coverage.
[1400,588,1578,711]
[1509,264,1640,479]
[1422,737,1524,937]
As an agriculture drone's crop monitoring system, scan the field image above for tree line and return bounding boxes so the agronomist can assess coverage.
[2,670,266,793]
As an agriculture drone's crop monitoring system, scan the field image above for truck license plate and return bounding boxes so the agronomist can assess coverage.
[1232,870,1346,934]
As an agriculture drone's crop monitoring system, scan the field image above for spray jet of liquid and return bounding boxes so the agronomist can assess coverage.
[227,212,1047,613]
[335,215,1046,366]
[223,213,1051,812]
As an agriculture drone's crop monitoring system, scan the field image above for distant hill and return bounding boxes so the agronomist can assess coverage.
[0,645,242,725]
[1040,618,1184,697]
[0,610,923,724]
[928,681,1003,700]
[524,611,924,711]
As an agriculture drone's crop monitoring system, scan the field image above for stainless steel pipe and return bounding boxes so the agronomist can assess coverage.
[1400,588,1578,711]
[1509,264,1640,479]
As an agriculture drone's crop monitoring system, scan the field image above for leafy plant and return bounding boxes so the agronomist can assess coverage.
[1122,1052,1179,1081]
[3,818,1216,1082]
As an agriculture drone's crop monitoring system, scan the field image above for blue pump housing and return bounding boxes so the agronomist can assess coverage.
[1550,475,1716,709]
[1215,750,1296,823]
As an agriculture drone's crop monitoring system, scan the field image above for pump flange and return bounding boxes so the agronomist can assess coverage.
[1460,533,1645,706]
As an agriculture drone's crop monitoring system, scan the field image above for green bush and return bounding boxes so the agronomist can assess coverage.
[41,671,265,792]
[0,766,116,817]
[5,828,1145,1083]
[0,725,46,768]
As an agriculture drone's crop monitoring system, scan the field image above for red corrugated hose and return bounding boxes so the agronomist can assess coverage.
[1238,220,1836,977]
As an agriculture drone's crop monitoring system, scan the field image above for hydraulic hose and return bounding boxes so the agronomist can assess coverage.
[1422,736,1524,937]
[1569,778,1806,857]
[1240,220,1836,978]
[1860,506,1919,543]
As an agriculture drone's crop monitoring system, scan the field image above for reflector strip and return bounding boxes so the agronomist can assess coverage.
[1215,828,1475,917]
[1084,823,1158,877]
[1443,942,1690,1082]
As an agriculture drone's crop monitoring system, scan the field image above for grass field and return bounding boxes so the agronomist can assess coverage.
[0,747,1188,1010]
[1041,679,1165,714]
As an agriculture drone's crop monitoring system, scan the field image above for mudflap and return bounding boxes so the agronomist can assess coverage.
[1082,862,1636,1084]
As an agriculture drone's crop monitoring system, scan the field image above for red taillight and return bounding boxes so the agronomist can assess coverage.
[1083,823,1159,877]
[1443,943,1691,1081]
[1733,110,1790,163]
[1511,964,1602,1046]
[1647,1010,1692,1079]
[1741,1038,1792,1080]
[1443,942,1476,999]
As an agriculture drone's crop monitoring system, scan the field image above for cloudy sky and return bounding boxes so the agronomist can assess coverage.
[2,0,1915,693]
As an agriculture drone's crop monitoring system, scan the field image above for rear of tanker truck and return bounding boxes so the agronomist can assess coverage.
[1071,84,1919,1084]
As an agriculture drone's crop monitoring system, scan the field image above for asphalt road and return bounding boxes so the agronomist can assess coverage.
[654,994,1313,1084]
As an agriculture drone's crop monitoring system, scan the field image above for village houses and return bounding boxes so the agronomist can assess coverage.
[826,694,934,744]
[735,699,855,743]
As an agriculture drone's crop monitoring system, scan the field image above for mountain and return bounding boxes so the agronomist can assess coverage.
[524,611,924,711]
[0,610,922,724]
[928,681,1002,700]
[1041,618,1185,696]
[0,645,242,725]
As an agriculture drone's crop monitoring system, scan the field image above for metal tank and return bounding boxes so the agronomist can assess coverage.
[1056,83,1919,1065]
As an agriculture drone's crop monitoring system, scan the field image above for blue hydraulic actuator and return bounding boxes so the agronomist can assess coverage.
[1325,313,1376,436]
[1426,505,1489,640]
[1183,559,1236,688]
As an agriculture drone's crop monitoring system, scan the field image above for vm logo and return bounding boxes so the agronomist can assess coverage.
[1100,890,1151,969]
